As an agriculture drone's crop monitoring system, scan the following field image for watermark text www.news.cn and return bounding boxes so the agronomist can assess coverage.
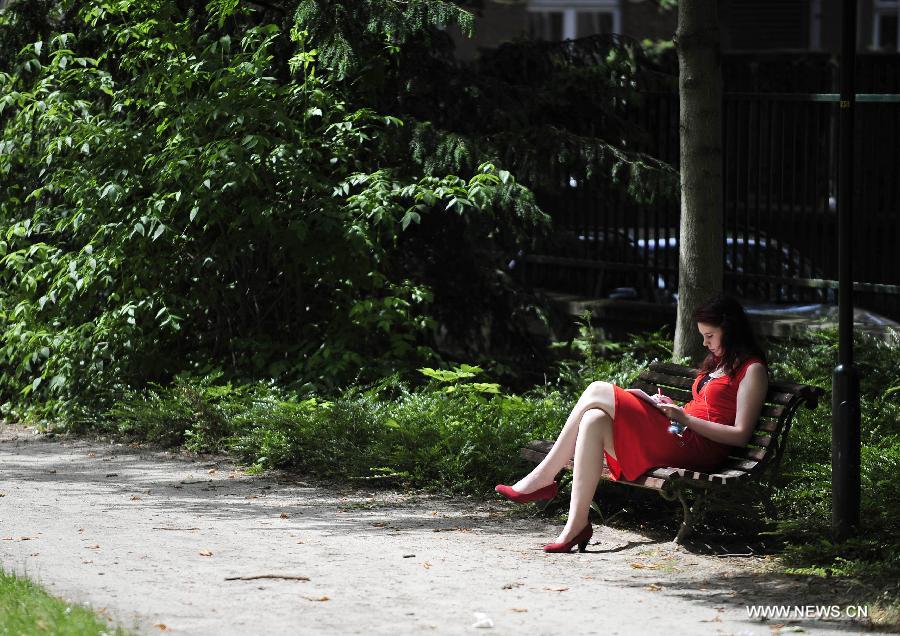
[746,605,869,620]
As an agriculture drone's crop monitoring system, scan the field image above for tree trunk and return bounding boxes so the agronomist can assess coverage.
[673,0,723,364]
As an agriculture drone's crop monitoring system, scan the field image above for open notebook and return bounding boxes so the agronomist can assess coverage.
[625,388,668,412]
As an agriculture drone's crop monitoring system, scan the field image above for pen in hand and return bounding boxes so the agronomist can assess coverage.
[658,387,685,436]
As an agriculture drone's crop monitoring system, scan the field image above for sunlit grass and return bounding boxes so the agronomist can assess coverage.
[0,569,128,636]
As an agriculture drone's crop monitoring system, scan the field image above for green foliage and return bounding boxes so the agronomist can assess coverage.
[90,366,569,493]
[551,312,676,394]
[763,329,900,582]
[0,0,545,419]
[0,568,129,635]
[388,33,679,203]
[294,0,474,79]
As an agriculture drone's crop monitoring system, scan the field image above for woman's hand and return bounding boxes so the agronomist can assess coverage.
[652,393,675,406]
[657,403,688,425]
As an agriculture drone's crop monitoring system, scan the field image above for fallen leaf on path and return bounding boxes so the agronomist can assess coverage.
[371,522,386,527]
[422,562,431,569]
[199,550,213,556]
[280,513,289,519]
[207,469,217,474]
[154,624,169,631]
[502,582,523,589]
[20,537,34,541]
[544,587,569,592]
[130,495,142,501]
[245,495,258,499]
[0,492,6,497]
[510,608,528,613]
[87,452,96,457]
[302,595,330,602]
[86,544,100,549]
[700,615,723,623]
[643,583,663,592]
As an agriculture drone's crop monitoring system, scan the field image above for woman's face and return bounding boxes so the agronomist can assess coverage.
[697,322,724,358]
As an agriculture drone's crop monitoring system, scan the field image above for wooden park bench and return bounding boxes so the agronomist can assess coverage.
[521,361,824,544]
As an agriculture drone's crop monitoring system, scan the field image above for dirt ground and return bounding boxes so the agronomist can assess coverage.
[0,423,888,635]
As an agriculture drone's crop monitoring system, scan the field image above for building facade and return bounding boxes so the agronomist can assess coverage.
[451,0,900,59]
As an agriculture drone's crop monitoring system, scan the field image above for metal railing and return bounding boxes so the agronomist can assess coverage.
[520,84,900,320]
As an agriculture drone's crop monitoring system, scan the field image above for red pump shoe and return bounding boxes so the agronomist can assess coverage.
[494,481,558,504]
[543,523,593,553]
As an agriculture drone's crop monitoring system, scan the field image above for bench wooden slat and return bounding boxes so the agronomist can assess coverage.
[647,361,698,378]
[639,372,695,390]
[766,390,801,405]
[760,404,786,418]
[524,440,554,454]
[750,433,774,447]
[755,418,779,433]
[721,458,759,471]
[729,447,767,462]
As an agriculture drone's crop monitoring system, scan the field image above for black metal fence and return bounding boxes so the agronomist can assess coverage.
[520,54,900,321]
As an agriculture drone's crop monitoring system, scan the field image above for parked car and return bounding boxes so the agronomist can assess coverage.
[632,230,836,305]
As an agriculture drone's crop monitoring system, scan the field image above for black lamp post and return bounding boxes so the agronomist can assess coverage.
[832,0,861,541]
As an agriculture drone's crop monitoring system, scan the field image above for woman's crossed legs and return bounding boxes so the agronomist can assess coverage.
[513,381,618,545]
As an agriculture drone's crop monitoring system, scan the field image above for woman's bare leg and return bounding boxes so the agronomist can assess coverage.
[552,408,616,544]
[512,381,616,494]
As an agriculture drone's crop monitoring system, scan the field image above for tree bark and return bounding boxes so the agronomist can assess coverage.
[673,0,723,364]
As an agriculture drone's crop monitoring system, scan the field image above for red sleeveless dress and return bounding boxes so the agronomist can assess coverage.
[603,358,764,482]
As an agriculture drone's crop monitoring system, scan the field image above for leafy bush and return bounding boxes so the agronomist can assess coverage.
[87,363,571,493]
[0,0,546,419]
[765,329,900,579]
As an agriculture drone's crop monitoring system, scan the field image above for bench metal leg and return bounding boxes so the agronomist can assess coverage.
[660,484,708,544]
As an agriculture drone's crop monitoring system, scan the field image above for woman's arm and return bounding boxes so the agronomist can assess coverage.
[658,363,768,447]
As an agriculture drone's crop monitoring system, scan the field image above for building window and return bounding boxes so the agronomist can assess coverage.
[528,1,621,41]
[874,1,900,51]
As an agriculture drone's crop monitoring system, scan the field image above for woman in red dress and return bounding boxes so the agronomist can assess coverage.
[495,295,769,553]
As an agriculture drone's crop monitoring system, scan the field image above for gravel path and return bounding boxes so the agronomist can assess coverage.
[0,424,880,635]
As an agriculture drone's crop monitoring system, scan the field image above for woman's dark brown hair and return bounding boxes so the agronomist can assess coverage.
[692,295,767,376]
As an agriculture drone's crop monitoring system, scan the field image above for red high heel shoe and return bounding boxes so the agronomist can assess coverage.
[494,481,558,504]
[543,523,593,553]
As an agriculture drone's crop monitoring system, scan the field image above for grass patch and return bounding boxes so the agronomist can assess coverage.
[0,568,128,635]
